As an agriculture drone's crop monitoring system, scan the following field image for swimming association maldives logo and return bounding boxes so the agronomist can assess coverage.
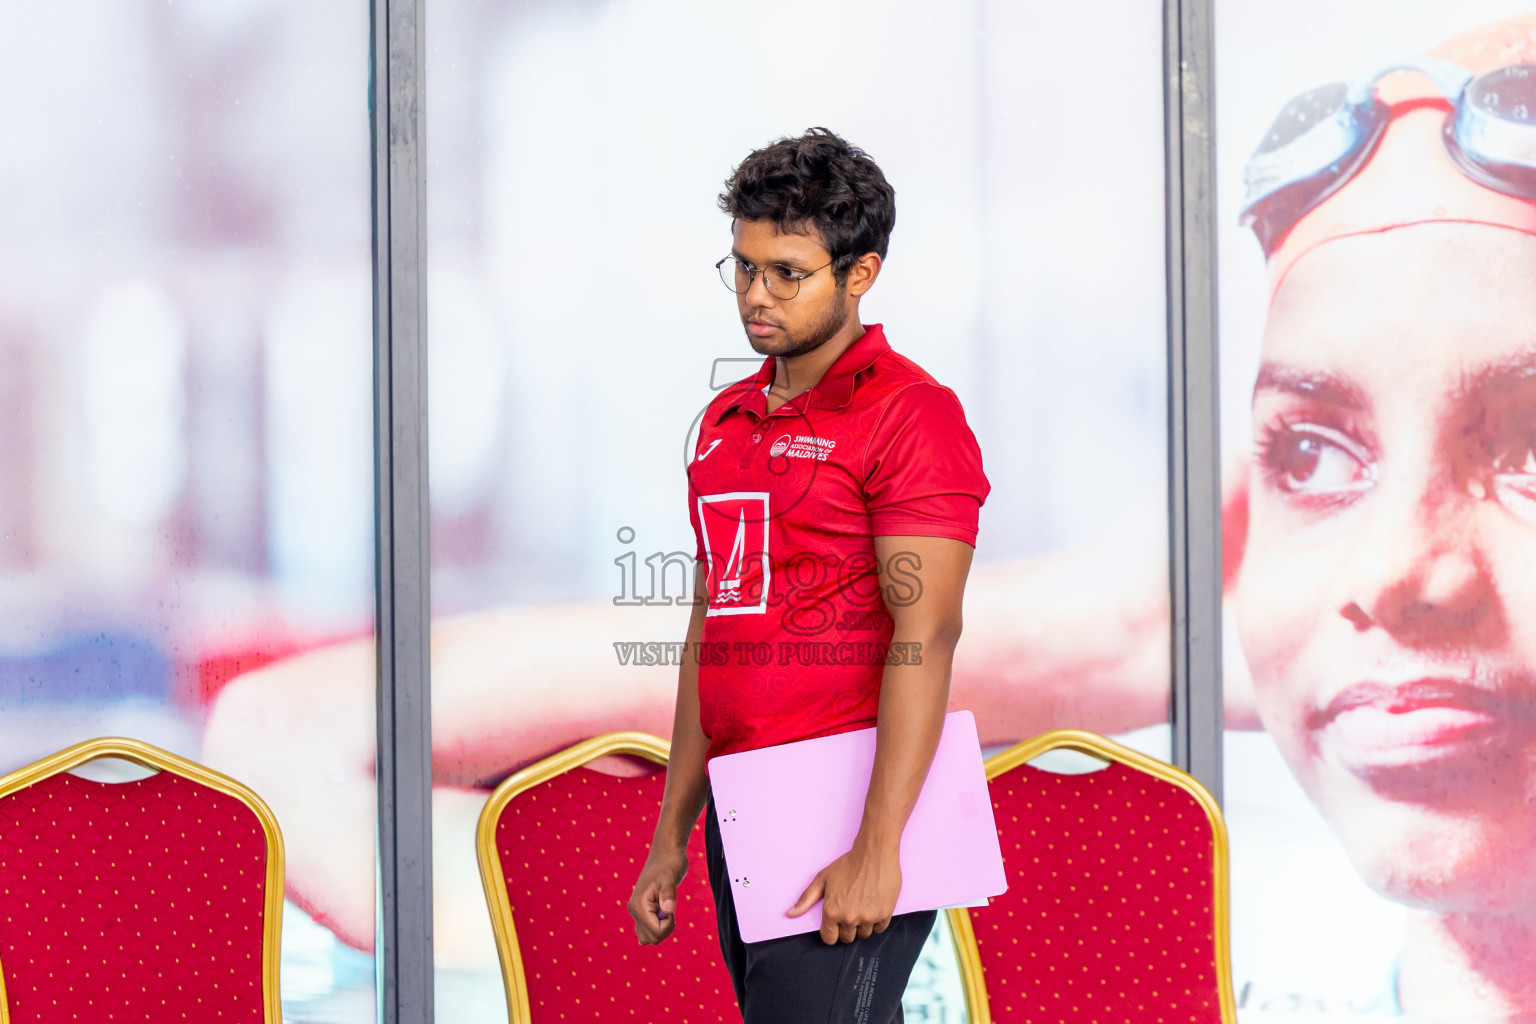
[697,491,770,616]
[768,434,791,457]
[777,434,836,461]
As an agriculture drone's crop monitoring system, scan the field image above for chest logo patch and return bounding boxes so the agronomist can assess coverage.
[768,435,791,457]
[697,492,770,616]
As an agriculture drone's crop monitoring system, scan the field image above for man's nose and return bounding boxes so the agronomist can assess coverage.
[744,271,776,308]
[1338,474,1493,641]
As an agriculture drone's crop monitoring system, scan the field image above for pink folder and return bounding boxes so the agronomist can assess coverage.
[706,710,1007,942]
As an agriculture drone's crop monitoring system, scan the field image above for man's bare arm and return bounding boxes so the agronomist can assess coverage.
[859,535,971,850]
[788,535,972,945]
[627,565,711,944]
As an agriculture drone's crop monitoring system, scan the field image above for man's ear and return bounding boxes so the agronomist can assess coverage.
[844,252,882,298]
[1221,453,1249,594]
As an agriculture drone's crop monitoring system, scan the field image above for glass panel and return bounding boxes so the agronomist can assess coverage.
[1217,3,1536,1018]
[427,1,1168,1019]
[0,4,377,1020]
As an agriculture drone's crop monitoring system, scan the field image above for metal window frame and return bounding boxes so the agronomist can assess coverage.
[1165,0,1224,804]
[362,0,1224,1018]
[371,0,433,1022]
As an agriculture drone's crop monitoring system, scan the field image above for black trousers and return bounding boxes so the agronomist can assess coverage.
[705,794,936,1024]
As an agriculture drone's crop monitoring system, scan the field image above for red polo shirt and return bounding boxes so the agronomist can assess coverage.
[688,324,989,761]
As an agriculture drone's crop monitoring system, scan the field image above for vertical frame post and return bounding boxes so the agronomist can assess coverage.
[1165,0,1224,803]
[371,0,433,1020]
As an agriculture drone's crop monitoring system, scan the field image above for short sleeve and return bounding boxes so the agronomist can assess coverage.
[863,383,990,545]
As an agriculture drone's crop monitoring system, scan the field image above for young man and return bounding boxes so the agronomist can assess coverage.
[625,128,989,1022]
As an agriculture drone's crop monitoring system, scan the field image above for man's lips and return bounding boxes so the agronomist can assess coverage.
[746,319,781,337]
[1309,678,1528,769]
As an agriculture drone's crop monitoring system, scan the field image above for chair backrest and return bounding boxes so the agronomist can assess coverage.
[0,737,283,1024]
[947,729,1236,1024]
[477,732,739,1024]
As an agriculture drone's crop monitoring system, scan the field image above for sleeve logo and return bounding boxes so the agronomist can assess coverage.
[697,491,770,616]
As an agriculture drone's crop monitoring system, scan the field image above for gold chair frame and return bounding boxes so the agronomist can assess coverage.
[945,728,1237,1024]
[475,731,671,1024]
[0,736,286,1024]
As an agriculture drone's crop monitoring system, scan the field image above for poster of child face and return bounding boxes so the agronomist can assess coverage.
[1217,4,1536,1019]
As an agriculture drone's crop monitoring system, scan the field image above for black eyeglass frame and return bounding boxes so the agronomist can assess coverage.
[715,254,854,299]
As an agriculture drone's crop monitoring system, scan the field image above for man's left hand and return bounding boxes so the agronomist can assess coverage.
[786,840,902,944]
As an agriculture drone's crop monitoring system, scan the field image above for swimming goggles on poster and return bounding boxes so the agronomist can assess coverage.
[1241,57,1536,253]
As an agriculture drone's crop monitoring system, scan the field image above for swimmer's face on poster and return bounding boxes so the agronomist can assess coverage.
[1218,3,1536,1016]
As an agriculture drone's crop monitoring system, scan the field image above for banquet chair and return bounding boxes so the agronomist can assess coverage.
[477,732,739,1023]
[0,736,283,1024]
[948,729,1236,1024]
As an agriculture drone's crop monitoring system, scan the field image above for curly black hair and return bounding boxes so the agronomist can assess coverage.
[719,127,896,281]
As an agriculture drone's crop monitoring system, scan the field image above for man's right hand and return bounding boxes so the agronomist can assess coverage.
[628,846,689,944]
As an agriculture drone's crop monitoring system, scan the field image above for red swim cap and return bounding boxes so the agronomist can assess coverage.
[1269,15,1536,295]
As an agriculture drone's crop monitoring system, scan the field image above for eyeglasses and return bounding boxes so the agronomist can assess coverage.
[715,255,845,300]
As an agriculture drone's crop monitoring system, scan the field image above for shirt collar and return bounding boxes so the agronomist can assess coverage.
[711,323,889,423]
[711,357,777,423]
[807,324,888,410]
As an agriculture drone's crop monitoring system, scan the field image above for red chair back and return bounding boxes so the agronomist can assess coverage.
[0,737,283,1024]
[477,733,739,1023]
[949,730,1235,1024]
